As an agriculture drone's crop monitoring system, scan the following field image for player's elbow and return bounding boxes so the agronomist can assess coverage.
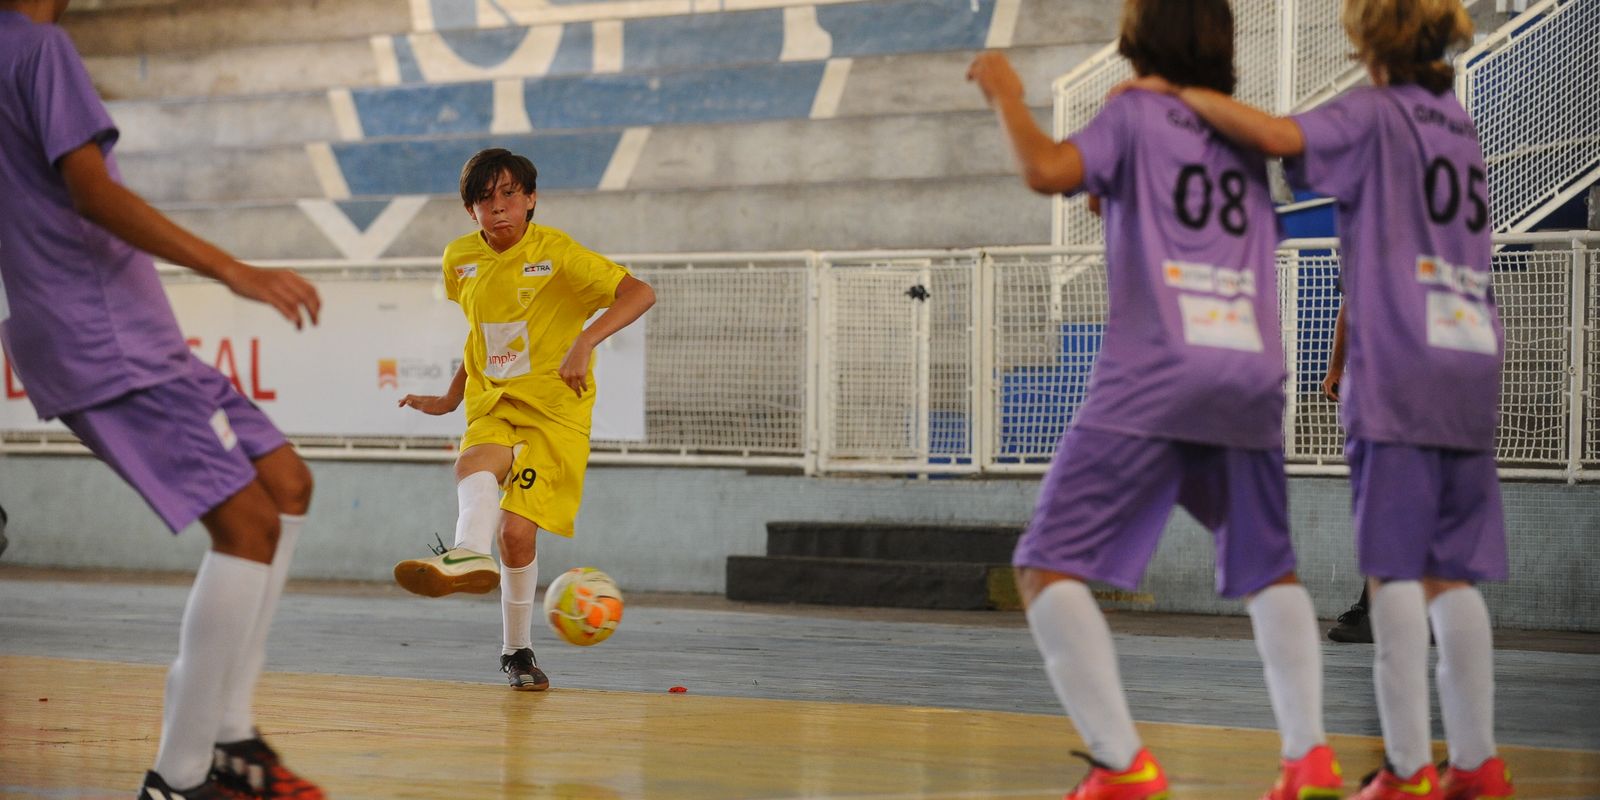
[629,279,656,311]
[1257,119,1306,158]
[1021,167,1058,195]
[1022,166,1076,196]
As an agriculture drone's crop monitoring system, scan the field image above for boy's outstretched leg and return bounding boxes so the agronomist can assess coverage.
[394,445,507,597]
[211,446,323,800]
[1021,568,1168,800]
[149,482,277,795]
[1248,576,1342,800]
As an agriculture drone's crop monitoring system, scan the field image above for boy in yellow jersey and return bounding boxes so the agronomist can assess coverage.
[394,148,655,690]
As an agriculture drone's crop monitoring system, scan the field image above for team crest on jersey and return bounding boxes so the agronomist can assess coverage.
[455,263,478,279]
[523,260,552,277]
[517,288,536,307]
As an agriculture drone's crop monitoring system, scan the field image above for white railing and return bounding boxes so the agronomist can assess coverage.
[1458,0,1600,234]
[5,233,1596,481]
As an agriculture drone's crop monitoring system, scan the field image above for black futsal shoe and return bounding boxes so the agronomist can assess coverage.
[501,647,550,691]
[138,770,249,800]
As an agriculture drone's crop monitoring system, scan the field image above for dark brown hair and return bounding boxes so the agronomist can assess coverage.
[1344,0,1473,93]
[459,148,538,214]
[1118,0,1236,95]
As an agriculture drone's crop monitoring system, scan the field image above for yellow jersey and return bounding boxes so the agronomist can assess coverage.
[442,223,630,435]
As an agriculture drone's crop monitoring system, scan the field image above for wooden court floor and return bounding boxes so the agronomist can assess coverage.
[4,654,1599,800]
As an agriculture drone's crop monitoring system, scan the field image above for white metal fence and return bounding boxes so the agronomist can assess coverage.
[8,233,1594,481]
[1458,0,1600,233]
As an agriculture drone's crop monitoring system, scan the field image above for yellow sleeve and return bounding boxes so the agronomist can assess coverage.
[441,256,460,304]
[562,241,630,311]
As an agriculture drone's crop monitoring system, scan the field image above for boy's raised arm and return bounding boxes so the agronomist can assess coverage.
[558,275,656,396]
[57,141,321,329]
[968,51,1085,195]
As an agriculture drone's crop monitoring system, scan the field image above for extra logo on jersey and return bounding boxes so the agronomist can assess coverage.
[523,260,552,278]
[455,263,479,279]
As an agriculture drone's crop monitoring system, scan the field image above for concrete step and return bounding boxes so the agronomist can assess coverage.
[104,42,1085,153]
[63,0,412,56]
[765,521,1021,563]
[155,173,1050,259]
[725,554,1019,610]
[84,0,1062,101]
[66,0,1113,64]
[116,107,1048,203]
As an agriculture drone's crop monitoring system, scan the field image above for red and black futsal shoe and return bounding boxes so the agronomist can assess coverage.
[211,736,325,800]
[1441,756,1515,800]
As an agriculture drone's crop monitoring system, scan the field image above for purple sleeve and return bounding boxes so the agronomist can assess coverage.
[1064,94,1130,198]
[25,28,118,167]
[1284,90,1377,203]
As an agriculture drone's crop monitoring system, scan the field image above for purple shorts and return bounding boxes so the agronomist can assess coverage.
[1346,438,1508,582]
[1014,426,1294,599]
[59,357,288,533]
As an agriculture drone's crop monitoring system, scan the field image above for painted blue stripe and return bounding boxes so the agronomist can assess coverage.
[405,0,996,87]
[352,83,495,137]
[335,199,395,231]
[548,21,595,76]
[438,26,538,68]
[333,132,623,196]
[822,0,995,57]
[391,36,425,85]
[525,61,826,129]
[622,11,785,72]
[428,0,482,31]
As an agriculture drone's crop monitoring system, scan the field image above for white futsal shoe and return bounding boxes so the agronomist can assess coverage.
[393,535,499,597]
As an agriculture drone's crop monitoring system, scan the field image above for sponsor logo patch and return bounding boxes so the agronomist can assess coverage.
[523,260,552,277]
[455,263,478,279]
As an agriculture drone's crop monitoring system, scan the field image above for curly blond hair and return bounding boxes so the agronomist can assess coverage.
[1343,0,1474,92]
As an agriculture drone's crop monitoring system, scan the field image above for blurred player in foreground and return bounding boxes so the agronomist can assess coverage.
[0,2,324,798]
[1126,0,1513,797]
[969,1,1338,798]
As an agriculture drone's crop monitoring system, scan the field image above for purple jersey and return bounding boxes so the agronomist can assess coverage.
[1067,91,1285,449]
[1288,85,1501,451]
[0,12,190,419]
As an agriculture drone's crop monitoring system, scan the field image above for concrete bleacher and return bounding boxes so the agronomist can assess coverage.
[65,0,1112,259]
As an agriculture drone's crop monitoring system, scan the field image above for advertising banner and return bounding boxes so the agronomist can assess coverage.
[0,278,646,442]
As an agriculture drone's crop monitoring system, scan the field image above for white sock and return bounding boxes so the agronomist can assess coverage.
[454,472,501,555]
[153,552,270,789]
[1371,581,1432,777]
[1247,583,1326,759]
[1430,587,1497,770]
[216,515,303,744]
[1025,580,1142,771]
[501,556,538,654]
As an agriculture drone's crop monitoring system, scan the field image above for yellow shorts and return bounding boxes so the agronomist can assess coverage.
[460,397,590,537]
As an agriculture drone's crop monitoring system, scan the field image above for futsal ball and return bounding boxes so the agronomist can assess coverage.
[543,567,624,646]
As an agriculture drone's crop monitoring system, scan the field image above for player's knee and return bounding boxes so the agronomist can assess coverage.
[1422,576,1471,600]
[276,457,314,514]
[498,517,538,567]
[206,496,281,563]
[1015,566,1081,607]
